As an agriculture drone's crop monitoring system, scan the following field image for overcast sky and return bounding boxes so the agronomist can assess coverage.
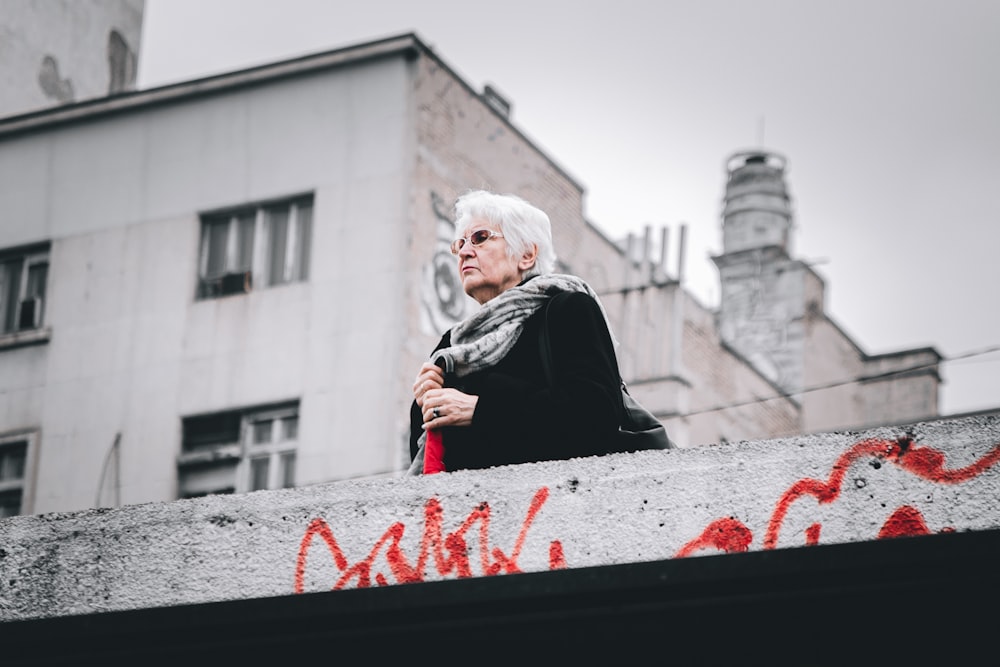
[137,0,999,415]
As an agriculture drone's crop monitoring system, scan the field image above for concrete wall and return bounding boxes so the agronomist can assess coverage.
[680,292,800,445]
[0,0,144,118]
[802,314,940,434]
[716,249,807,393]
[860,349,940,427]
[801,315,868,431]
[2,414,996,622]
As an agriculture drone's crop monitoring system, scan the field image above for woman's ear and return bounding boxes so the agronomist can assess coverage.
[518,243,539,272]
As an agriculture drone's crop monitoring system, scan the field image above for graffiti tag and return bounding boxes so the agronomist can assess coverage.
[295,437,1000,592]
[295,487,564,592]
[676,437,1000,557]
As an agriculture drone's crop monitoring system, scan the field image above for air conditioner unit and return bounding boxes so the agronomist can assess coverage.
[17,297,42,330]
[220,271,252,295]
[200,271,252,298]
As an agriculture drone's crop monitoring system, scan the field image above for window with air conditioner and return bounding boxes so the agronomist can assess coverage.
[177,402,299,499]
[0,244,49,336]
[197,195,313,299]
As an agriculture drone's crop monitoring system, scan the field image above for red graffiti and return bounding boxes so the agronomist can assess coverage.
[677,438,1000,557]
[676,517,753,558]
[877,505,931,539]
[549,540,566,569]
[294,487,563,593]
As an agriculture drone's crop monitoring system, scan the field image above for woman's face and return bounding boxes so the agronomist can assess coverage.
[455,218,536,304]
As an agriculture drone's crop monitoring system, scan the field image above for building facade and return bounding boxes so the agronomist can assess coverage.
[712,151,940,436]
[0,33,939,516]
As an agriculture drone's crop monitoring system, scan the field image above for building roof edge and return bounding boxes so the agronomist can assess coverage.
[0,31,589,197]
[0,32,424,138]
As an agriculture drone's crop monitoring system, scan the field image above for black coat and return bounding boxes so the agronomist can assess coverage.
[409,291,624,471]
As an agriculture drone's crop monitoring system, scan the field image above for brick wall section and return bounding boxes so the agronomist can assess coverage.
[677,292,799,445]
[861,348,940,427]
[412,53,589,261]
[801,316,869,432]
[802,315,939,434]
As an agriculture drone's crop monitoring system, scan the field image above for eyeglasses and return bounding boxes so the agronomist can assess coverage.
[450,229,504,255]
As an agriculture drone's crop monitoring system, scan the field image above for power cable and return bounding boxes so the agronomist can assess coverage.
[678,343,1000,419]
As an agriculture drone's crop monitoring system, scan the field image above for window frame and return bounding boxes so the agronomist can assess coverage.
[0,430,39,519]
[0,243,50,339]
[177,402,300,499]
[196,194,313,299]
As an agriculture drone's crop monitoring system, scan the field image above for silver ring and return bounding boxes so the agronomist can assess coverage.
[433,407,440,419]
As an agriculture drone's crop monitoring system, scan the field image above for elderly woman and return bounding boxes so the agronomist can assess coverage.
[409,189,626,473]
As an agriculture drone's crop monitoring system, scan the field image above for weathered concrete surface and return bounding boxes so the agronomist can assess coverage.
[1,415,998,621]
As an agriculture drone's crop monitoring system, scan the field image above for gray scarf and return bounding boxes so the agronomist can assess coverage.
[408,273,614,475]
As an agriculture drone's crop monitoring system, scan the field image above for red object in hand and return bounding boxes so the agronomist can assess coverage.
[422,355,449,474]
[423,428,445,474]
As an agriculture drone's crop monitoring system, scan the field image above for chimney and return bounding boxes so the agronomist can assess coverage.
[482,84,512,119]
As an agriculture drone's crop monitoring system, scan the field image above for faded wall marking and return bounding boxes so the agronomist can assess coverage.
[38,55,74,103]
[419,191,476,336]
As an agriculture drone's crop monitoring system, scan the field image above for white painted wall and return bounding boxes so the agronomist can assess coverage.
[0,57,416,513]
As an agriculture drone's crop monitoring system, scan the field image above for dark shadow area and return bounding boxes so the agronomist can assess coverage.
[3,528,996,666]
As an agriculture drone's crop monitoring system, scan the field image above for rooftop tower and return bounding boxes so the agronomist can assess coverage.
[721,150,793,255]
[713,150,804,397]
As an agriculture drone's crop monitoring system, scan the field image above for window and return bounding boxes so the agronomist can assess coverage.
[197,195,313,298]
[177,402,299,499]
[0,437,29,518]
[0,244,49,335]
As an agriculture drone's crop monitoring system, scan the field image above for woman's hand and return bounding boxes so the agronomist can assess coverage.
[421,388,478,430]
[413,362,445,408]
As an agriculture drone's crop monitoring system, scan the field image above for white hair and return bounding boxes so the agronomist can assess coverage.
[453,190,556,278]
